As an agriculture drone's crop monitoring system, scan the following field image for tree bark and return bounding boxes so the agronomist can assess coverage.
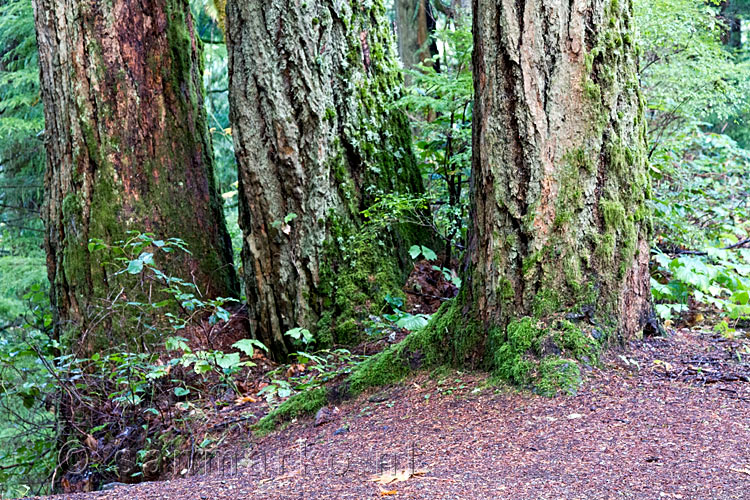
[227,0,425,358]
[33,0,239,345]
[453,0,653,361]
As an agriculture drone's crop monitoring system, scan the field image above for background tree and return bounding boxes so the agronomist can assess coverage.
[636,0,750,152]
[0,0,47,326]
[395,0,440,83]
[227,0,426,358]
[33,0,239,346]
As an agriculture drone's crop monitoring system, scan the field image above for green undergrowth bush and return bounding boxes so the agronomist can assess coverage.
[398,18,473,265]
[0,233,266,494]
[650,128,750,328]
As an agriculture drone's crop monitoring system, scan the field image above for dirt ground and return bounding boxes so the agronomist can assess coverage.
[37,327,750,499]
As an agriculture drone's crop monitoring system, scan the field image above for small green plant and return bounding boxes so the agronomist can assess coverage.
[164,335,268,394]
[408,244,438,261]
[284,327,314,347]
[256,331,363,406]
[380,294,431,331]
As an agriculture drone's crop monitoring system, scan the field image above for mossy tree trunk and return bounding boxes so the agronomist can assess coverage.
[431,0,654,378]
[395,0,440,83]
[345,0,655,397]
[464,0,652,336]
[34,0,239,346]
[227,0,425,358]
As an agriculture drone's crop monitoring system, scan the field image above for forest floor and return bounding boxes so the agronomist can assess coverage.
[37,326,750,499]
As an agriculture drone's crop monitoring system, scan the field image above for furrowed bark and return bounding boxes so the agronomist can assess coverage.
[227,0,425,358]
[464,0,652,342]
[34,0,239,347]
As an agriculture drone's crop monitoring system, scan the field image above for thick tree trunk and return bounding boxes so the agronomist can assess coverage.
[465,0,652,335]
[396,0,440,83]
[33,0,239,345]
[429,0,653,377]
[342,0,654,397]
[227,0,425,358]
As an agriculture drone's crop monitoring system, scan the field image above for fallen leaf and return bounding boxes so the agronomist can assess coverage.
[84,434,98,451]
[567,413,583,420]
[371,468,428,485]
[653,359,673,371]
[379,487,397,496]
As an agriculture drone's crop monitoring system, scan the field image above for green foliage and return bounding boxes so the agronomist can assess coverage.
[0,0,45,240]
[637,1,750,326]
[0,284,54,498]
[399,18,473,264]
[649,126,750,323]
[380,293,430,331]
[408,244,437,261]
[636,0,750,143]
[0,233,259,494]
[0,254,46,323]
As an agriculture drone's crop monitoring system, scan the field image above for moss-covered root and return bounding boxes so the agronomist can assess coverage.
[253,387,328,436]
[252,307,460,435]
[252,302,603,435]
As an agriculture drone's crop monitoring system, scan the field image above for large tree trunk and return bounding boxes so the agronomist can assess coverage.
[344,0,653,397]
[465,0,652,334]
[395,0,440,83]
[443,0,653,374]
[227,0,425,358]
[34,0,239,346]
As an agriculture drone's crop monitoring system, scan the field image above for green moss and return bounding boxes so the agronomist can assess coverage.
[553,320,598,360]
[584,78,602,102]
[316,213,412,346]
[332,318,359,345]
[532,289,561,317]
[595,232,616,263]
[601,199,626,229]
[253,387,328,437]
[490,316,599,396]
[536,357,582,396]
[498,278,514,300]
[493,317,539,384]
[346,342,411,394]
